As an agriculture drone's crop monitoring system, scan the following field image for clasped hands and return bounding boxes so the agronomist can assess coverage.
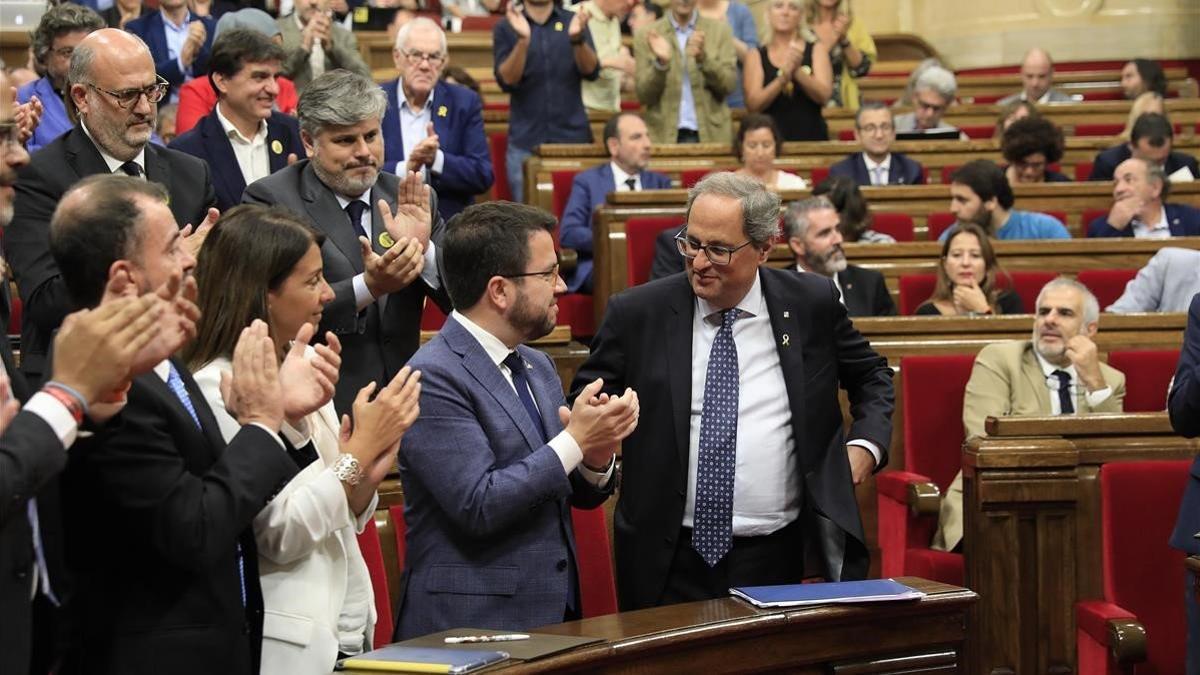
[561,378,640,471]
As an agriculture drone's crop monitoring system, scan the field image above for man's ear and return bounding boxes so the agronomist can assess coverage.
[485,275,511,311]
[1083,320,1099,339]
[69,83,88,116]
[211,72,229,97]
[300,129,316,158]
[786,236,805,259]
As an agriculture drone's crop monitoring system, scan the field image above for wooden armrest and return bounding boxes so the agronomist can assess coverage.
[1108,619,1148,665]
[907,481,941,516]
[558,248,578,273]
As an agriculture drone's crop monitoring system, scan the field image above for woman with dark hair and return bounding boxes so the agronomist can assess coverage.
[734,112,808,189]
[915,222,1022,316]
[742,0,832,140]
[1001,116,1069,185]
[811,174,893,243]
[1121,59,1167,99]
[185,205,421,675]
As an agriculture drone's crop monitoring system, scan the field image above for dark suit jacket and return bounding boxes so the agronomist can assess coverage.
[124,11,216,98]
[59,360,300,675]
[5,126,216,382]
[1087,202,1200,238]
[827,152,926,186]
[560,163,672,292]
[243,160,451,414]
[396,316,612,638]
[381,79,493,222]
[1087,143,1200,181]
[1168,294,1200,555]
[169,109,305,211]
[572,268,894,609]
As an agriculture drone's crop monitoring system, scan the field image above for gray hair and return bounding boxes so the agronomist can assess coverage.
[297,70,389,138]
[1037,277,1100,325]
[783,196,837,241]
[31,3,105,65]
[685,172,781,247]
[394,16,447,54]
[914,65,958,102]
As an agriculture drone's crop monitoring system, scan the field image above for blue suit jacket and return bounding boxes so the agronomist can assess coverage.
[169,108,304,211]
[1087,143,1200,182]
[395,316,612,639]
[1087,202,1200,238]
[381,79,493,222]
[1168,294,1200,555]
[560,163,672,292]
[125,11,215,97]
[827,152,926,187]
[17,77,70,155]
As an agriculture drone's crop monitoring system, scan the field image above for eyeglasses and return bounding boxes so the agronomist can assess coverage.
[858,123,894,134]
[86,76,171,110]
[52,45,75,59]
[401,49,445,67]
[675,231,754,266]
[0,123,19,151]
[500,263,560,284]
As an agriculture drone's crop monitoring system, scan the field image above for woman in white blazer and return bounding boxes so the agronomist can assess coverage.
[182,205,421,675]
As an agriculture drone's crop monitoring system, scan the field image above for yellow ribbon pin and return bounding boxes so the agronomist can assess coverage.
[437,105,448,118]
[554,21,563,30]
[271,139,283,155]
[379,231,395,249]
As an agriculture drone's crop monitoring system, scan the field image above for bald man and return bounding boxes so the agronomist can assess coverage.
[6,28,216,383]
[998,48,1074,106]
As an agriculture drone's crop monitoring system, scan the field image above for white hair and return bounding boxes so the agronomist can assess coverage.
[394,16,447,55]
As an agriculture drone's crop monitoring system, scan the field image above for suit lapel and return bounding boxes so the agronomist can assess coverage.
[836,268,863,316]
[265,115,290,174]
[1020,344,1052,413]
[300,162,364,273]
[64,127,112,178]
[760,269,807,457]
[202,112,246,204]
[520,346,565,440]
[665,279,694,474]
[382,80,404,170]
[430,82,449,144]
[854,154,870,185]
[144,143,173,200]
[175,358,229,453]
[140,363,217,462]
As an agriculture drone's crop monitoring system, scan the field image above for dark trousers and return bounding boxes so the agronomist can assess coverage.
[1188,567,1200,675]
[660,518,804,606]
[676,128,701,144]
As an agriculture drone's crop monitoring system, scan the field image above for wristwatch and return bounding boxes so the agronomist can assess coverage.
[332,453,363,486]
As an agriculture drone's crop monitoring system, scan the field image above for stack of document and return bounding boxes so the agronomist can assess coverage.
[730,579,926,609]
[335,646,509,673]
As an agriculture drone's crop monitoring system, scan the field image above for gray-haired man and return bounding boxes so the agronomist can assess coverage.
[244,70,450,414]
[894,64,962,136]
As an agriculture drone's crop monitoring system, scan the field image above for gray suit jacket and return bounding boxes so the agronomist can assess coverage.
[243,160,450,414]
[997,88,1075,105]
[1107,247,1200,313]
[275,16,371,93]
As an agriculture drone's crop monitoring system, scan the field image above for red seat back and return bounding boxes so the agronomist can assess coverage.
[901,355,977,491]
[996,271,1056,313]
[940,165,958,184]
[960,125,993,140]
[387,504,408,578]
[898,274,935,315]
[488,132,511,201]
[681,168,710,188]
[1106,349,1181,412]
[837,129,855,141]
[460,14,501,30]
[869,212,915,242]
[419,300,448,331]
[1076,268,1137,309]
[1082,208,1110,236]
[926,212,957,241]
[626,217,683,287]
[809,166,830,187]
[570,507,617,617]
[1100,461,1191,672]
[356,517,395,648]
[1039,210,1067,227]
[1075,162,1095,182]
[1073,123,1124,137]
[550,170,579,221]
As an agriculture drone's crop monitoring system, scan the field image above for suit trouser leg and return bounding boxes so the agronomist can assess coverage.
[659,518,805,606]
[1187,567,1200,675]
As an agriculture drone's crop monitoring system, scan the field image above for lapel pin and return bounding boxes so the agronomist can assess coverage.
[782,310,790,318]
[437,105,448,117]
[270,139,283,155]
[379,231,395,248]
[554,21,563,30]
[781,334,790,347]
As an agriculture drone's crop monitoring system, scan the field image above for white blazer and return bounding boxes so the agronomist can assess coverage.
[193,355,378,675]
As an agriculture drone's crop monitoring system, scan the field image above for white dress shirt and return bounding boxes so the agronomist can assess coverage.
[336,191,441,312]
[1131,205,1171,239]
[393,81,445,177]
[81,120,147,177]
[610,162,640,191]
[795,263,845,309]
[215,103,270,187]
[1031,349,1112,413]
[863,153,891,186]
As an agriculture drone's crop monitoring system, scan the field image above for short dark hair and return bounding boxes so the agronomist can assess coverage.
[812,175,870,241]
[49,175,168,309]
[206,28,286,96]
[1130,112,1174,148]
[1000,116,1064,165]
[854,100,891,128]
[442,202,557,311]
[602,111,641,147]
[735,113,782,162]
[1131,59,1168,97]
[31,3,104,65]
[951,159,1014,210]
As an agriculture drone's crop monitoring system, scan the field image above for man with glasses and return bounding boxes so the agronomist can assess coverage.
[124,0,216,102]
[382,17,492,222]
[893,64,963,137]
[573,172,894,610]
[18,3,106,153]
[395,200,637,638]
[6,28,216,384]
[829,101,925,186]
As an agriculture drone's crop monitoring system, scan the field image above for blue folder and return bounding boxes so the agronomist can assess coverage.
[730,579,925,608]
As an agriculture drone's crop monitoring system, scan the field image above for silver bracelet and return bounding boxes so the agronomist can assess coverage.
[332,453,363,486]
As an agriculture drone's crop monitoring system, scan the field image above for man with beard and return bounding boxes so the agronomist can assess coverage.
[394,201,638,638]
[937,159,1069,241]
[932,278,1126,553]
[784,196,895,317]
[6,27,217,384]
[244,70,451,414]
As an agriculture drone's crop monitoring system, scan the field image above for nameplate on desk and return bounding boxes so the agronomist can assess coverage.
[730,579,925,608]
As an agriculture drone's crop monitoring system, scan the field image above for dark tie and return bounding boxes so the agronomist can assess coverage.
[503,351,546,443]
[119,161,142,178]
[1053,369,1075,414]
[345,200,367,237]
[693,309,740,567]
[624,177,637,191]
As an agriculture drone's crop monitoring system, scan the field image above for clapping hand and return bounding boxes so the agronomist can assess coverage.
[181,207,220,259]
[51,295,164,407]
[380,171,432,249]
[220,320,284,432]
[568,5,590,40]
[180,20,207,67]
[12,89,42,144]
[646,31,672,65]
[405,123,439,174]
[360,235,424,298]
[561,378,639,470]
[685,29,706,62]
[506,2,531,40]
[279,323,342,424]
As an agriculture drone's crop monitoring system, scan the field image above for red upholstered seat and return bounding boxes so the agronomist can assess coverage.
[488,132,511,202]
[959,125,993,140]
[550,170,580,221]
[1076,461,1190,674]
[626,216,684,287]
[570,507,617,617]
[556,293,595,339]
[1076,268,1137,310]
[899,271,1052,315]
[837,129,855,141]
[870,212,914,242]
[681,168,711,189]
[387,504,408,576]
[898,274,936,315]
[8,293,20,337]
[356,516,395,648]
[810,166,830,187]
[461,14,502,30]
[420,300,448,331]
[1082,208,1110,236]
[1075,162,1095,182]
[927,212,956,241]
[876,355,976,585]
[939,166,958,185]
[1106,349,1181,412]
[1040,210,1067,227]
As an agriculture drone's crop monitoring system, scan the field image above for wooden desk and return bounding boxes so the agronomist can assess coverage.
[341,577,976,674]
[961,414,1200,675]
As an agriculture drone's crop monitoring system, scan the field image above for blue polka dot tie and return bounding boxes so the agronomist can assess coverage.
[693,309,740,567]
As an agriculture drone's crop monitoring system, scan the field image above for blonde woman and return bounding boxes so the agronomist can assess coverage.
[743,0,833,140]
[1117,91,1165,142]
[804,0,873,109]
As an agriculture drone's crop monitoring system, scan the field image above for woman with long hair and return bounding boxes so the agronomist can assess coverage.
[184,205,421,675]
[734,113,808,189]
[1116,91,1165,142]
[804,0,874,109]
[916,222,1022,316]
[742,0,832,140]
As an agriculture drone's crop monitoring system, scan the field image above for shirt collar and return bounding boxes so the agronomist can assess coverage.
[80,119,147,176]
[1033,346,1075,382]
[696,271,763,324]
[863,153,891,172]
[451,310,512,369]
[610,162,636,187]
[214,103,268,145]
[1133,205,1169,230]
[162,9,193,29]
[668,10,697,32]
[153,359,171,382]
[397,78,435,113]
[334,191,371,210]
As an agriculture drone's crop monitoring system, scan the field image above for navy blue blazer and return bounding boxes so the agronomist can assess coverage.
[827,152,926,187]
[381,79,493,222]
[1087,143,1200,182]
[125,11,215,97]
[1087,202,1200,238]
[1168,294,1200,555]
[560,163,672,292]
[169,109,304,211]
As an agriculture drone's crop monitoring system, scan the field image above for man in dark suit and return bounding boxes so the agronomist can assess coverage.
[170,28,305,210]
[244,70,451,414]
[573,173,894,610]
[6,28,217,384]
[1167,293,1200,674]
[828,102,925,187]
[1088,112,1199,182]
[124,0,215,100]
[1088,158,1200,238]
[560,111,672,292]
[381,17,493,222]
[396,201,637,638]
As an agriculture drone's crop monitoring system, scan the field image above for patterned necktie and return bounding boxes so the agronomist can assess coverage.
[1053,369,1075,414]
[624,177,637,191]
[693,309,740,567]
[503,351,546,443]
[119,161,143,178]
[345,200,367,238]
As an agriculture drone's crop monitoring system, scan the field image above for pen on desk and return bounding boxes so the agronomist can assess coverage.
[444,634,531,644]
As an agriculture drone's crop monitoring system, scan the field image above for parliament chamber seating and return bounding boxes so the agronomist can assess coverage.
[1106,349,1180,412]
[896,271,1055,315]
[868,212,916,242]
[550,170,579,221]
[1076,268,1137,308]
[625,216,683,287]
[570,506,619,618]
[489,132,511,201]
[1076,460,1190,674]
[357,517,396,648]
[1081,207,1111,234]
[681,168,711,189]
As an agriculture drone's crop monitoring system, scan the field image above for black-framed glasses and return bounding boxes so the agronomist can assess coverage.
[500,263,560,284]
[401,49,445,67]
[674,230,754,266]
[87,75,171,110]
